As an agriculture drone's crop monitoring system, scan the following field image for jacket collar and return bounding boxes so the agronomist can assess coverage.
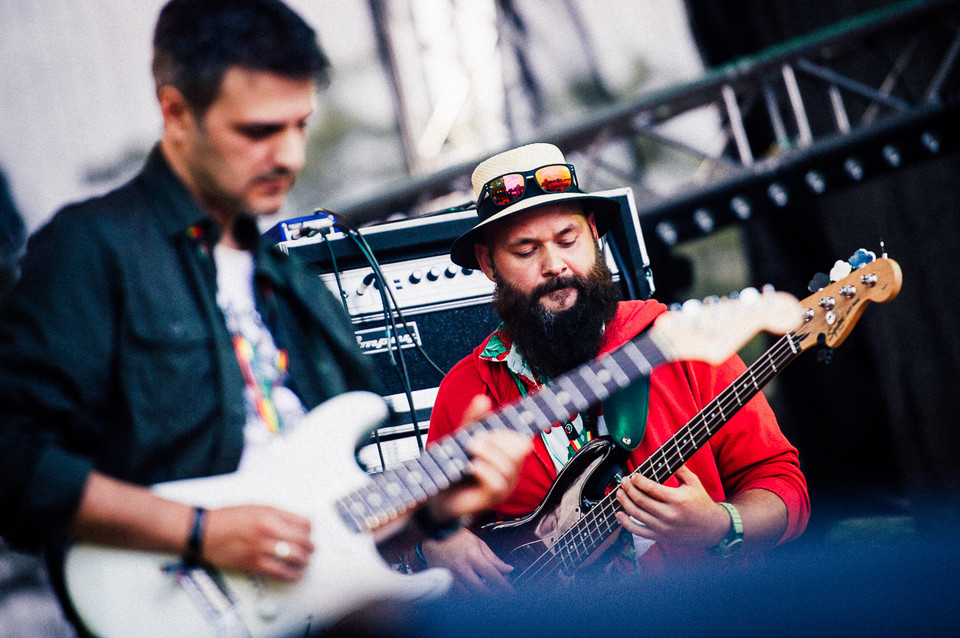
[139,145,216,242]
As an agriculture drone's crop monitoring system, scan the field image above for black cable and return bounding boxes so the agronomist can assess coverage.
[319,226,350,317]
[345,228,425,452]
[345,224,446,378]
[320,210,446,378]
[316,222,389,468]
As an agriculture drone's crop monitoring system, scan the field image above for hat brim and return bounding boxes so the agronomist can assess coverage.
[450,191,622,270]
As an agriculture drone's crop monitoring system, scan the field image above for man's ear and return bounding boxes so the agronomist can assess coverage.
[585,211,600,242]
[475,243,496,282]
[158,85,195,142]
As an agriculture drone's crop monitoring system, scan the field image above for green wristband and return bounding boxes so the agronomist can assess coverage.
[708,501,743,558]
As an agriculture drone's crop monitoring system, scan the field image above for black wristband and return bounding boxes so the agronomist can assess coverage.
[413,507,464,541]
[185,506,207,563]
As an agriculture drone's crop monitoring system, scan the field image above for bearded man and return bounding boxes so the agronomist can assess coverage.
[418,143,810,594]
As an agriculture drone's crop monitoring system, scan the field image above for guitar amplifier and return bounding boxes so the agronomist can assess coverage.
[271,188,653,470]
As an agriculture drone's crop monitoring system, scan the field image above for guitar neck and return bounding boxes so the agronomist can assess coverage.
[336,330,670,533]
[640,331,802,483]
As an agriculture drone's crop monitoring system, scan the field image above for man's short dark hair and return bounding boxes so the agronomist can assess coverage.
[152,0,331,116]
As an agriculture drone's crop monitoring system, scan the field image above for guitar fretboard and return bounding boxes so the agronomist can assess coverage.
[511,330,805,586]
[334,330,669,533]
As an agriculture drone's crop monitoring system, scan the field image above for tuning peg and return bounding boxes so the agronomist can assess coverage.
[848,248,876,269]
[681,298,703,314]
[829,260,852,282]
[807,272,830,292]
[740,286,760,303]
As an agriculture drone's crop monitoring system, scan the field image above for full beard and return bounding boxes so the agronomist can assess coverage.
[492,253,620,379]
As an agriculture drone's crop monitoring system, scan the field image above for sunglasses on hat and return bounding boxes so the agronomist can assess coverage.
[478,164,579,208]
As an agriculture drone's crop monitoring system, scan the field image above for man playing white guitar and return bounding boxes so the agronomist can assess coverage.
[421,143,811,592]
[0,2,530,635]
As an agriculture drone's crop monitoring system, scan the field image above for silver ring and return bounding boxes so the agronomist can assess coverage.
[274,540,292,560]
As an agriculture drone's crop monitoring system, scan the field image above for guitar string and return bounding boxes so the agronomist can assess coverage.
[511,297,848,587]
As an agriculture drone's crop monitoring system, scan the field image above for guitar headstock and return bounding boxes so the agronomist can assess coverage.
[795,251,902,352]
[650,287,802,364]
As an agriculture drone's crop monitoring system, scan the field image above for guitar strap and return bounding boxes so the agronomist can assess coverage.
[601,374,650,452]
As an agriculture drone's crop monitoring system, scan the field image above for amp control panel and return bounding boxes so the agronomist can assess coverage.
[318,253,496,317]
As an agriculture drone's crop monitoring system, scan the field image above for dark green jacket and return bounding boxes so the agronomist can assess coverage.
[0,147,375,549]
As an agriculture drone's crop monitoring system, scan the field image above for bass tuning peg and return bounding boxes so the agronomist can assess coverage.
[807,272,829,293]
[848,248,876,269]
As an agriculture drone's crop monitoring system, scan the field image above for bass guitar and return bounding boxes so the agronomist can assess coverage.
[63,289,801,638]
[480,252,902,587]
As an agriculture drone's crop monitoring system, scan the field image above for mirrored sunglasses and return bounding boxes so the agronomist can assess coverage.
[479,164,578,208]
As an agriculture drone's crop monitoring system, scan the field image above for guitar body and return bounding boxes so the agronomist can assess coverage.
[480,439,627,582]
[63,392,452,638]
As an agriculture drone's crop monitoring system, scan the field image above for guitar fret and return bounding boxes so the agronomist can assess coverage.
[481,412,508,432]
[556,375,589,412]
[373,469,415,511]
[416,451,452,492]
[341,490,380,530]
[433,438,470,481]
[620,340,653,375]
[364,477,400,525]
[579,367,610,400]
[334,497,365,533]
[658,449,674,482]
[394,463,431,504]
[532,391,567,425]
[598,355,630,388]
[519,397,553,431]
[500,403,537,436]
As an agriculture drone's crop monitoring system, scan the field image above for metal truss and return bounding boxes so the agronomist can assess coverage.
[339,0,960,252]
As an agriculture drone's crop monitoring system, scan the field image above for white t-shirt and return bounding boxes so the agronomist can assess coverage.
[213,244,306,469]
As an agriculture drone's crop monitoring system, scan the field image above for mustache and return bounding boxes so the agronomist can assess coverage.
[530,275,583,300]
[255,167,295,182]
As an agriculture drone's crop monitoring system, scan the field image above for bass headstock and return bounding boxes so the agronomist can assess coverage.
[795,250,903,354]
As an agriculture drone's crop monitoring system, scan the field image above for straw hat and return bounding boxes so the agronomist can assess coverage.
[449,143,620,269]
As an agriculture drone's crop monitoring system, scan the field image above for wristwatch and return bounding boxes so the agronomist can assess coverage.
[708,501,743,557]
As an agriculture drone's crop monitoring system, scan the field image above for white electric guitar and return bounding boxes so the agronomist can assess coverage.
[63,288,802,638]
